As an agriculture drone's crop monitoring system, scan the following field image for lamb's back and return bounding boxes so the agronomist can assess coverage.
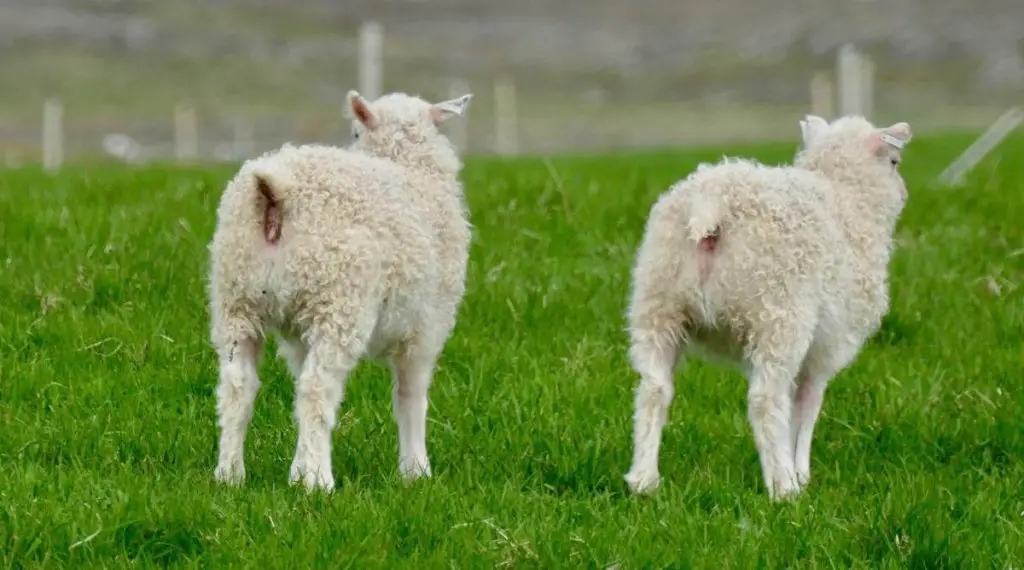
[273,144,427,241]
[649,160,849,332]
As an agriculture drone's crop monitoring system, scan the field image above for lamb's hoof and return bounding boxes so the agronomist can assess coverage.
[796,469,811,488]
[624,469,661,495]
[766,474,802,502]
[399,459,432,483]
[214,462,245,486]
[289,460,335,493]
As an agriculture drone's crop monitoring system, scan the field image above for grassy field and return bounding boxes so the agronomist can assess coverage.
[1,135,1022,568]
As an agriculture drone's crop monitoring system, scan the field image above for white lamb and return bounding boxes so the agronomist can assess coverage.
[207,89,474,492]
[624,114,912,500]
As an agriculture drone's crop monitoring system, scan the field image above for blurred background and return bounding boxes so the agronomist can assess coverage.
[1,0,1022,164]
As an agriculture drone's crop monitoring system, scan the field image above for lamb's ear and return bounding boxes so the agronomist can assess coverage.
[882,122,912,145]
[799,114,829,146]
[869,122,912,155]
[430,94,473,124]
[347,90,377,129]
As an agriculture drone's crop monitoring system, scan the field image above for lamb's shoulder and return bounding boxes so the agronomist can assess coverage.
[274,143,408,190]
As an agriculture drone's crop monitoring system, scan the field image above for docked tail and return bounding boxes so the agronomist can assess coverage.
[251,164,295,245]
[687,191,723,248]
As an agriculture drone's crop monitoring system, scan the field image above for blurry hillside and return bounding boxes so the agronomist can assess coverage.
[1,0,1022,159]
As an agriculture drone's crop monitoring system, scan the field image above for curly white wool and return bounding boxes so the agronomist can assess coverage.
[625,114,912,500]
[208,90,473,492]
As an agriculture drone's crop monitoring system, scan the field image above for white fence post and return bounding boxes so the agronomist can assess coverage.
[42,98,63,171]
[860,56,875,120]
[937,107,1023,187]
[174,101,198,162]
[837,44,864,117]
[359,21,383,100]
[494,75,518,156]
[810,72,835,119]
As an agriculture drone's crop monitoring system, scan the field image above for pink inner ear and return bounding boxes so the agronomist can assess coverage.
[352,99,375,127]
[429,105,453,125]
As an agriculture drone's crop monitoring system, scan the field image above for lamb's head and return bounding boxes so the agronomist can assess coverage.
[795,114,912,225]
[346,90,473,175]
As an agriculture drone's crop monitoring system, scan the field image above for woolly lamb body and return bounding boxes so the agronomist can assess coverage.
[625,115,912,500]
[208,91,473,492]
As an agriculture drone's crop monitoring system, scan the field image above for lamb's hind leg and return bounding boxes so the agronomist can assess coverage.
[746,321,815,501]
[213,320,263,486]
[624,311,684,495]
[289,319,377,492]
[289,282,381,493]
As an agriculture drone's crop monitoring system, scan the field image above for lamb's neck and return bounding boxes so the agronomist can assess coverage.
[396,143,462,178]
[831,187,896,267]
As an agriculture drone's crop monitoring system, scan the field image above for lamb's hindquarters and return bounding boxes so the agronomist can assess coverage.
[625,203,826,501]
[626,276,822,500]
[211,230,388,492]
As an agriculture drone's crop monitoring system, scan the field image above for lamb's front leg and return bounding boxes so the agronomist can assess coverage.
[791,348,848,488]
[389,344,440,481]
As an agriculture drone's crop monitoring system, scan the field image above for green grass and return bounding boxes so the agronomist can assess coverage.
[1,135,1023,568]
